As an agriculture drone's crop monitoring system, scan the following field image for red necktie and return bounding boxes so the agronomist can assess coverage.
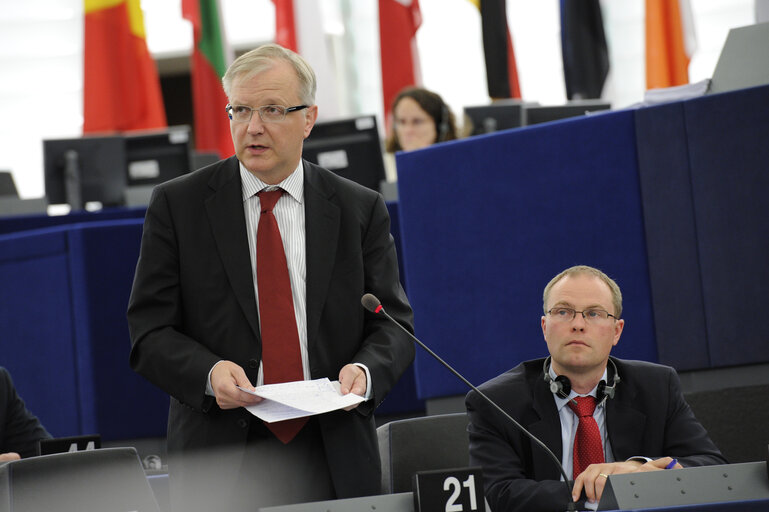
[568,396,604,479]
[256,189,307,443]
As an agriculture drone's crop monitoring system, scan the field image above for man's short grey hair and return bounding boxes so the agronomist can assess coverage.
[542,265,623,318]
[222,43,316,105]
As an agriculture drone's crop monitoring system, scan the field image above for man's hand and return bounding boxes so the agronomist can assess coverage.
[210,361,262,410]
[572,460,642,504]
[0,452,20,462]
[572,457,681,504]
[339,364,367,411]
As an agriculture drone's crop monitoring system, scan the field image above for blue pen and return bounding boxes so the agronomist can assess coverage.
[665,458,678,469]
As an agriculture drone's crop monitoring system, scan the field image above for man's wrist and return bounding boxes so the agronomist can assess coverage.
[353,362,372,400]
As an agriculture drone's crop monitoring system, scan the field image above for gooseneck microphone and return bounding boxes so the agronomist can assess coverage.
[361,293,577,512]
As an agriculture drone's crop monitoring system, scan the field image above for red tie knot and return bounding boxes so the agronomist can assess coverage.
[568,395,598,418]
[258,189,284,213]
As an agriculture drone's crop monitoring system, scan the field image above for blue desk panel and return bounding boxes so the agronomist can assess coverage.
[635,102,710,370]
[682,85,769,367]
[397,110,658,400]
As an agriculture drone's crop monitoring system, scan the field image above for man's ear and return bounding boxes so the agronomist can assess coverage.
[303,105,318,138]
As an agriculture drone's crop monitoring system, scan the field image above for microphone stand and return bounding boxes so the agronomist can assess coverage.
[364,295,577,512]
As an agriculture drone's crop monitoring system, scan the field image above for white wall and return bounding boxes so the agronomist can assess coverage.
[0,0,757,199]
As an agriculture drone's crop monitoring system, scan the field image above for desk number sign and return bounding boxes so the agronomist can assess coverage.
[413,467,485,512]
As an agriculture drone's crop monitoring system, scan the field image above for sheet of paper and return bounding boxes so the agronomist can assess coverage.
[238,378,364,423]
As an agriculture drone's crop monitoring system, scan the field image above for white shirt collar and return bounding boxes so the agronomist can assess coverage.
[239,160,304,204]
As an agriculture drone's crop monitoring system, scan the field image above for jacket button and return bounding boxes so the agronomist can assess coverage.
[248,359,259,369]
[237,419,248,429]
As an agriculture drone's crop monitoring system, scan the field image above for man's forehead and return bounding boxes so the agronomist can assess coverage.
[230,63,299,98]
[549,274,612,302]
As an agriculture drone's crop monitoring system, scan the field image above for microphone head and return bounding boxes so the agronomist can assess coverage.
[361,293,382,313]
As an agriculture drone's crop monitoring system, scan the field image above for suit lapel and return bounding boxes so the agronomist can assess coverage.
[606,382,646,460]
[303,162,340,351]
[204,157,260,339]
[529,378,565,480]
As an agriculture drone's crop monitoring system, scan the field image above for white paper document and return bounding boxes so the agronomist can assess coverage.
[238,378,364,423]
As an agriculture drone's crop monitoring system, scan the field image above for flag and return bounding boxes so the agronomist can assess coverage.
[83,0,166,133]
[379,0,422,130]
[559,0,609,99]
[183,0,234,159]
[469,0,521,99]
[645,0,696,89]
[273,0,298,52]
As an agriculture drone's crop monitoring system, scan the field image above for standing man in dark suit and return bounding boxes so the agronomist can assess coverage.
[466,265,726,512]
[127,43,414,511]
[1,367,51,461]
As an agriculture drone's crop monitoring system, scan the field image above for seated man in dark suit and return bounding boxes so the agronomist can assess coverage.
[466,265,726,512]
[1,366,51,461]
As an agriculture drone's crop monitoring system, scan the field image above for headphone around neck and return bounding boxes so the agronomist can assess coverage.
[542,356,621,406]
[437,102,450,142]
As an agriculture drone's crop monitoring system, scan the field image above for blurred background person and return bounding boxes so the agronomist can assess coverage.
[386,87,458,152]
[383,87,458,181]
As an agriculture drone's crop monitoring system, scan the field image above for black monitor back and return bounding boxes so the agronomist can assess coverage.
[0,447,160,512]
[125,126,192,187]
[38,434,102,456]
[0,172,18,197]
[302,115,386,192]
[43,135,127,208]
[192,150,221,170]
[523,100,611,126]
[464,100,525,135]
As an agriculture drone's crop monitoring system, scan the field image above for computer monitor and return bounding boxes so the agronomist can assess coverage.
[463,100,526,136]
[302,115,386,192]
[43,135,127,209]
[123,126,192,206]
[0,171,19,197]
[192,150,221,170]
[523,100,611,126]
[124,126,192,187]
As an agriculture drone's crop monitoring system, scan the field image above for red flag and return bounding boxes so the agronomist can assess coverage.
[83,0,166,133]
[183,0,234,159]
[646,0,694,89]
[273,0,298,52]
[379,0,422,131]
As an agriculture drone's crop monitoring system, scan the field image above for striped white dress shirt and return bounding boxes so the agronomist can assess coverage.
[240,160,309,386]
[206,160,371,399]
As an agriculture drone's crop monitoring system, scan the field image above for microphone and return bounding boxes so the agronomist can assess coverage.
[362,293,577,512]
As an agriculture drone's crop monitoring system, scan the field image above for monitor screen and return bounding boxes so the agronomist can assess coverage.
[463,100,525,136]
[43,135,127,209]
[302,115,386,192]
[523,101,611,126]
[124,126,192,187]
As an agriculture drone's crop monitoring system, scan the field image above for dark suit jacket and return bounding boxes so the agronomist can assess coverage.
[127,158,414,500]
[466,358,727,512]
[1,367,51,458]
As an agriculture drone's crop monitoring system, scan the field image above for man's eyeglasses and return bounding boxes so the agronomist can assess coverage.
[225,104,309,123]
[547,307,618,323]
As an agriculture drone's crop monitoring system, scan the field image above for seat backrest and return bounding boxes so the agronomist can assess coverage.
[0,447,161,512]
[377,412,469,494]
[684,384,769,463]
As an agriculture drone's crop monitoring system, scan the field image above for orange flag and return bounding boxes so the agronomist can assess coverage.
[83,0,167,133]
[645,0,695,89]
